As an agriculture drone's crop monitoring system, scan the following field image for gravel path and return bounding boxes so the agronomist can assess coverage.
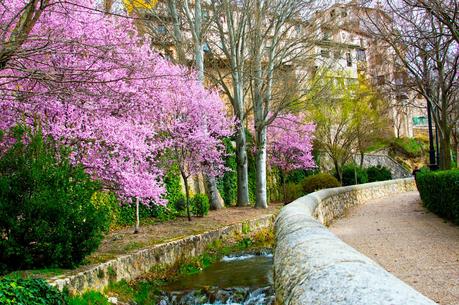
[330,191,459,305]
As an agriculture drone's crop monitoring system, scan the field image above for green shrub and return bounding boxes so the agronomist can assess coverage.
[191,194,210,217]
[164,166,184,207]
[285,169,316,184]
[91,192,121,230]
[172,194,187,212]
[148,203,177,222]
[416,169,459,224]
[282,182,304,202]
[391,137,425,158]
[366,165,392,182]
[0,127,109,273]
[302,173,341,194]
[340,165,368,186]
[68,291,110,305]
[0,277,67,305]
[217,138,237,206]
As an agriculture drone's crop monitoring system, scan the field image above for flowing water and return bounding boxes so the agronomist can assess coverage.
[156,251,274,305]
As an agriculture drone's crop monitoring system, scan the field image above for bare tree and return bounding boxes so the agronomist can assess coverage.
[245,0,323,208]
[407,0,459,44]
[207,0,252,207]
[361,1,459,169]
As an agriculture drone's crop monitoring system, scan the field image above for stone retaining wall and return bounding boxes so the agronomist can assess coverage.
[274,178,437,305]
[352,153,411,179]
[50,214,274,294]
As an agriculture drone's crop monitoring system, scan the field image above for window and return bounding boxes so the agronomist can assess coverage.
[346,52,352,66]
[321,49,330,58]
[322,30,331,41]
[203,42,210,53]
[341,10,348,17]
[357,49,366,62]
[334,50,341,59]
[155,25,166,35]
[330,9,336,17]
[413,116,427,126]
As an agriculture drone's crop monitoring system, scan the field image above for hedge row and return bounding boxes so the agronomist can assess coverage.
[416,169,459,224]
[340,164,392,186]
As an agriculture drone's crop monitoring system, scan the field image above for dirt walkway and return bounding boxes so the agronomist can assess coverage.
[330,192,459,305]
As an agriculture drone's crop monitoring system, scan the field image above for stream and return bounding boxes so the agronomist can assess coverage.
[156,251,274,305]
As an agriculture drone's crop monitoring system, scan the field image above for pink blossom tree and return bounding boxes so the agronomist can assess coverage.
[267,114,315,202]
[156,79,234,221]
[0,0,233,228]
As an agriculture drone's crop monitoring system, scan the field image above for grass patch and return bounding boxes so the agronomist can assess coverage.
[5,268,66,279]
[391,137,426,158]
[68,291,110,305]
[82,254,118,266]
[365,138,390,153]
[123,241,145,252]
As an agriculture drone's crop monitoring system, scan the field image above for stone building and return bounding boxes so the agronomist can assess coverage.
[309,1,429,138]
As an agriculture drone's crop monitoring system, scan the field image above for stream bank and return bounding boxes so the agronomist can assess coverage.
[101,227,275,305]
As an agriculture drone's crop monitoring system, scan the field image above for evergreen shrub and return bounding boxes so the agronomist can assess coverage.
[302,173,340,194]
[191,194,210,217]
[0,127,109,272]
[366,165,392,182]
[416,169,459,224]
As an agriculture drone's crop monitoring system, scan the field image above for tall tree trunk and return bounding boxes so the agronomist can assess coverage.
[334,159,342,183]
[205,175,224,210]
[134,197,140,234]
[167,0,186,64]
[255,126,268,209]
[439,129,452,170]
[191,0,225,209]
[235,125,250,207]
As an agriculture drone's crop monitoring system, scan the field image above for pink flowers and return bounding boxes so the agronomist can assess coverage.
[267,114,316,173]
[0,0,233,204]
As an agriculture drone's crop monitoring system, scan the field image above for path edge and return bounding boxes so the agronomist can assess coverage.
[274,178,437,305]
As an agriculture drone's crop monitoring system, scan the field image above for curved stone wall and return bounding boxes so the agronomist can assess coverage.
[274,178,437,305]
[50,215,274,294]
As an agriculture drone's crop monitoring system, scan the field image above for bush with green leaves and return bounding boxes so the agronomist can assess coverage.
[191,194,210,217]
[283,182,304,203]
[164,166,184,208]
[366,165,392,182]
[0,127,109,272]
[391,137,425,158]
[302,173,341,194]
[68,291,110,305]
[340,165,368,186]
[217,138,237,206]
[0,277,67,305]
[416,169,459,224]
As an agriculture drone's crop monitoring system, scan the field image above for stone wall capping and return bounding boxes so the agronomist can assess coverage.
[274,178,437,305]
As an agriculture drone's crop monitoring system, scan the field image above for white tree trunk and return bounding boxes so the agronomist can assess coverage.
[255,126,268,209]
[236,125,250,206]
